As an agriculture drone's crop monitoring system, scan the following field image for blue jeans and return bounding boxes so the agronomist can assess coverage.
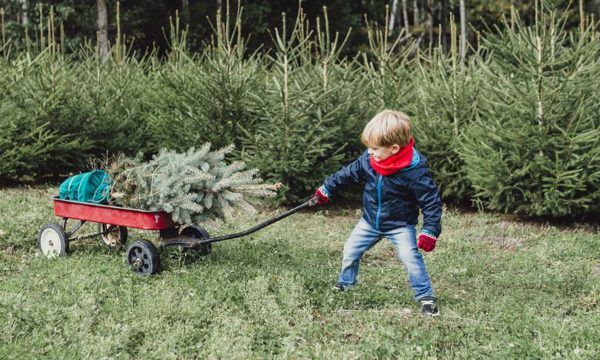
[337,218,434,301]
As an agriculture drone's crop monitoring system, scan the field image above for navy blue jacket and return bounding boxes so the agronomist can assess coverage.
[322,149,442,237]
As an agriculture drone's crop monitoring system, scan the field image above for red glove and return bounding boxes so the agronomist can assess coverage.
[314,186,330,205]
[417,232,437,252]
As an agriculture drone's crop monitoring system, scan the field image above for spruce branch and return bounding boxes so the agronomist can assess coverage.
[106,143,278,225]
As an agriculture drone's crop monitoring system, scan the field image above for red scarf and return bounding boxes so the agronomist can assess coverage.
[369,138,415,176]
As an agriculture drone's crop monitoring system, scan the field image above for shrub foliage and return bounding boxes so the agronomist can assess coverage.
[0,4,598,217]
[461,9,600,216]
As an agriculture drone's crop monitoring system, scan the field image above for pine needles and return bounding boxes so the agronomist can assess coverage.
[107,144,279,225]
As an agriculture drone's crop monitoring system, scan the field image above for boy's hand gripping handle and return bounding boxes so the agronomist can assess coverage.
[314,186,330,205]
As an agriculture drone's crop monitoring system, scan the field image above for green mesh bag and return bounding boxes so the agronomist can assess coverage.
[58,170,111,204]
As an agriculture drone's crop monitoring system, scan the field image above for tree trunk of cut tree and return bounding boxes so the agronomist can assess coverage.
[97,0,109,63]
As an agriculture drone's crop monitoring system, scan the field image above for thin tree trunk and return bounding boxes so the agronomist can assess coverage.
[1,8,5,54]
[97,0,109,63]
[579,0,584,34]
[413,0,420,27]
[402,0,410,34]
[459,0,467,62]
[440,0,448,51]
[21,0,29,26]
[181,0,190,26]
[389,0,399,33]
[427,0,434,48]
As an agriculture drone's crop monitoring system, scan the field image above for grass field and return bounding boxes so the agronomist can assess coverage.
[1,187,599,359]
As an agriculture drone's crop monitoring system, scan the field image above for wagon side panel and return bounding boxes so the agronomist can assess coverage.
[53,199,176,230]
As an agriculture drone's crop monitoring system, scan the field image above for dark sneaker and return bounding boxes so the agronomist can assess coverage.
[332,283,347,291]
[419,296,440,317]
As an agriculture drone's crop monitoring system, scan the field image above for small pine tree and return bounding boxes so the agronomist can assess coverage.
[239,13,362,203]
[361,16,417,110]
[107,144,279,225]
[407,26,482,204]
[147,9,262,153]
[461,4,600,217]
[0,51,93,182]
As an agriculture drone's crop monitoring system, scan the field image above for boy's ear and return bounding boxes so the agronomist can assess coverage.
[391,144,401,154]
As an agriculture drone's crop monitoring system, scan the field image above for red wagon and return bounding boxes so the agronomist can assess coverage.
[38,196,317,275]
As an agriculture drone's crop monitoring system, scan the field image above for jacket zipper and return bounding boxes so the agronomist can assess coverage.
[375,175,382,230]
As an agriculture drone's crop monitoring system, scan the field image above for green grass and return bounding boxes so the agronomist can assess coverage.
[1,187,599,359]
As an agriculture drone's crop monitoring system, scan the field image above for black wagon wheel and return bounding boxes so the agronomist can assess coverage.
[126,240,160,276]
[38,223,69,257]
[98,223,128,247]
[180,225,212,256]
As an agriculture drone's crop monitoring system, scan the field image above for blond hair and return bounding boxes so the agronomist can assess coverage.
[361,110,412,147]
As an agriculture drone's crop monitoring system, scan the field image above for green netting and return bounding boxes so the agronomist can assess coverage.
[58,170,111,204]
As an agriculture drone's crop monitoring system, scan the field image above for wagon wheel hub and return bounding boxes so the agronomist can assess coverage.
[132,257,143,269]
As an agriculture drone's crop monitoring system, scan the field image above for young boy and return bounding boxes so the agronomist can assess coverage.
[314,110,442,316]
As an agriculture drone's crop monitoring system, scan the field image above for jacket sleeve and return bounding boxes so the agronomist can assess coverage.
[411,169,442,237]
[322,151,368,196]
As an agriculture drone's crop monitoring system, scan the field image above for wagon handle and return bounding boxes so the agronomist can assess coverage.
[169,196,320,247]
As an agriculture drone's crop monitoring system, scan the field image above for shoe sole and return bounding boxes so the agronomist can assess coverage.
[422,311,440,317]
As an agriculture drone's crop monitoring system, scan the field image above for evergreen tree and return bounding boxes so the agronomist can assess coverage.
[240,12,367,203]
[108,144,278,225]
[362,18,417,111]
[0,45,92,182]
[147,12,263,152]
[407,21,482,203]
[461,4,600,216]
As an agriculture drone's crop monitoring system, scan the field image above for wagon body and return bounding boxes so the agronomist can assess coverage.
[40,196,317,276]
[53,197,176,230]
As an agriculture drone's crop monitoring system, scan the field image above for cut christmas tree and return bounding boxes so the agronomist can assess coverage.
[106,143,279,225]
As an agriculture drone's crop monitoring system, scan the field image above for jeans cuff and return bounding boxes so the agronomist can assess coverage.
[337,282,355,289]
[414,293,436,302]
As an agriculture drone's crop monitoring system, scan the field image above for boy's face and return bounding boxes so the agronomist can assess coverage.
[368,144,400,162]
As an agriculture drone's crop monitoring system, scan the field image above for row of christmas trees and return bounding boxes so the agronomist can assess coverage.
[1,3,598,217]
